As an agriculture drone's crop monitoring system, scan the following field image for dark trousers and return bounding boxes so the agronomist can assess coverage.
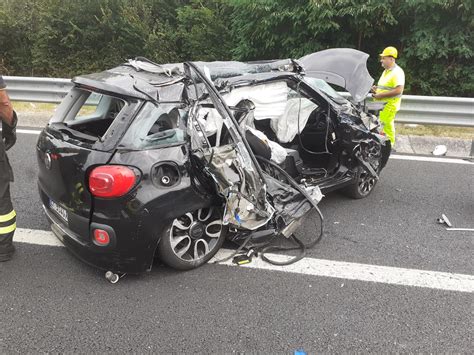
[0,183,15,258]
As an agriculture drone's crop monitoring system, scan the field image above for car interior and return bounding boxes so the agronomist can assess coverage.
[197,79,339,179]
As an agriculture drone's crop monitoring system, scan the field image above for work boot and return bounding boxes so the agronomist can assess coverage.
[0,233,15,262]
[0,244,15,262]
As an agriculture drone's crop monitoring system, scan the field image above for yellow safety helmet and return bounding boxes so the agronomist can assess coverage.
[379,46,398,58]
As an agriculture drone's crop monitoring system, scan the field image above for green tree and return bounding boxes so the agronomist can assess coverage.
[396,0,473,96]
[0,0,43,75]
[175,0,233,61]
[32,0,156,76]
[0,0,471,96]
[230,0,345,60]
[28,0,187,77]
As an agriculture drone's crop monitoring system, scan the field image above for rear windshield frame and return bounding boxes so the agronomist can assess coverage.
[49,86,142,151]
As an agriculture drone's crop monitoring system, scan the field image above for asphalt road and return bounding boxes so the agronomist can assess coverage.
[0,131,472,353]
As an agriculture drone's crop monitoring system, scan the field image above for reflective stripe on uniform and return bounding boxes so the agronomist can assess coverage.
[376,85,395,90]
[0,209,16,235]
[0,222,16,235]
[376,85,403,98]
[0,210,16,223]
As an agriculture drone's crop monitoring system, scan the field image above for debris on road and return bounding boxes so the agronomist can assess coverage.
[437,214,452,227]
[436,214,473,232]
[432,144,447,156]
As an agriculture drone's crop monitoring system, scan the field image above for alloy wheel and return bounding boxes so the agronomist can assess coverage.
[169,208,223,262]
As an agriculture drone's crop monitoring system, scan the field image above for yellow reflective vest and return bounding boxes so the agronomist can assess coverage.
[375,64,405,111]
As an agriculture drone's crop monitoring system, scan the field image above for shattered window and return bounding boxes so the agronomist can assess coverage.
[49,88,128,140]
[64,90,126,123]
[303,77,348,103]
[119,102,186,149]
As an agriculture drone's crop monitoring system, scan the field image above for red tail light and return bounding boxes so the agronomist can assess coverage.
[89,165,137,198]
[93,229,110,246]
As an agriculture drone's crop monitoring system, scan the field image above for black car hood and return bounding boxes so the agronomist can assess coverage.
[298,48,374,102]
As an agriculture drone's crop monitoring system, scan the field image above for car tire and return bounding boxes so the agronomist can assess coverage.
[157,207,227,270]
[342,166,379,199]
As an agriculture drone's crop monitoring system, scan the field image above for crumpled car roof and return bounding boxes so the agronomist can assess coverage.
[73,48,374,102]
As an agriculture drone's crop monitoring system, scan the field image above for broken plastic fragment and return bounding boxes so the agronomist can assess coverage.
[437,214,452,227]
[234,213,241,224]
[432,145,447,156]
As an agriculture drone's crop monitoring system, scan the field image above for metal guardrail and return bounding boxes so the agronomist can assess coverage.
[395,96,473,127]
[4,76,474,127]
[5,76,72,104]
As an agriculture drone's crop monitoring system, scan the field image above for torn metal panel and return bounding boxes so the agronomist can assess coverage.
[72,74,149,100]
[126,58,182,76]
[126,58,299,80]
[185,61,269,188]
[184,62,279,231]
[264,174,318,225]
[156,82,186,102]
[198,145,274,230]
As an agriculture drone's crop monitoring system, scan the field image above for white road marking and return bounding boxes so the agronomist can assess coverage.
[17,129,42,135]
[211,250,474,293]
[390,154,473,165]
[14,228,63,247]
[14,228,474,293]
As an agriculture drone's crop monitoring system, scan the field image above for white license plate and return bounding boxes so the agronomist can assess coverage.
[49,199,68,224]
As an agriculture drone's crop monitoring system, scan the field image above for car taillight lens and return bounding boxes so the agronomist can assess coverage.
[89,165,137,198]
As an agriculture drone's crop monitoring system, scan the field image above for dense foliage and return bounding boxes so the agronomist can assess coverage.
[0,0,471,96]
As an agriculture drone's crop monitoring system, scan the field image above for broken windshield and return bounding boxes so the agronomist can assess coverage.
[119,102,186,149]
[303,77,348,104]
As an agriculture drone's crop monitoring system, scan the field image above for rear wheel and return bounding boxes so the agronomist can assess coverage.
[343,167,379,199]
[157,207,226,270]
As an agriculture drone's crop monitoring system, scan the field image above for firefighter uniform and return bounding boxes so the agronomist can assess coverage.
[374,47,405,146]
[0,75,16,261]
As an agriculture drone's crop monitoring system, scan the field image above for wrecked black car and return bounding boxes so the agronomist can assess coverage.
[36,48,390,280]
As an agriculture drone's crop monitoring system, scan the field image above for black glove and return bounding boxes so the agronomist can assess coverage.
[2,111,17,151]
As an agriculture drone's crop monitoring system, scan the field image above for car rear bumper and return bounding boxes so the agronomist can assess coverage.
[41,197,156,274]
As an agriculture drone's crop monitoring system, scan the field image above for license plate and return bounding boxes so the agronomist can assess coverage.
[49,199,68,224]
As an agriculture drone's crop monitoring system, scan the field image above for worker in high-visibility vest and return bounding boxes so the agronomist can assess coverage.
[371,46,405,148]
[0,75,17,262]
